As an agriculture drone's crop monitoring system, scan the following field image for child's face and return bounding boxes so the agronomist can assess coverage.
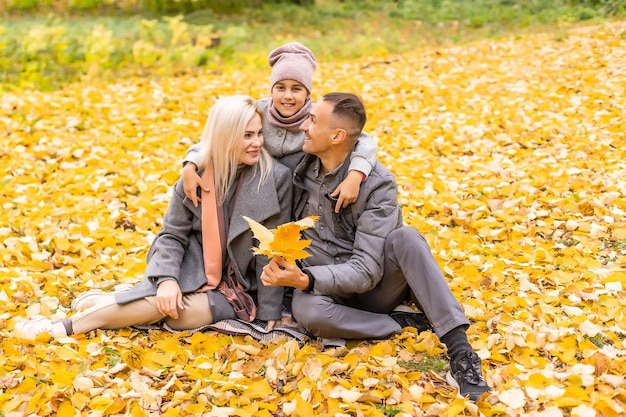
[271,80,309,118]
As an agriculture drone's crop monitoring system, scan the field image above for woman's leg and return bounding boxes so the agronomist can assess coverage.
[71,292,212,334]
[71,296,165,334]
[164,293,212,330]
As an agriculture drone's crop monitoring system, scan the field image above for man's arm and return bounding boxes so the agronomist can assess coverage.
[264,169,402,296]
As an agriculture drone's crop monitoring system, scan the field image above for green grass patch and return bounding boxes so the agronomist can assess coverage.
[375,403,406,417]
[398,354,449,372]
[585,333,611,348]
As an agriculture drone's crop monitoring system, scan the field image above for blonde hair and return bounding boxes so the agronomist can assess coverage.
[197,95,273,204]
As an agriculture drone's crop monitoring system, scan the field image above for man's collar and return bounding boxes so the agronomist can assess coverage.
[294,148,354,182]
[315,158,348,178]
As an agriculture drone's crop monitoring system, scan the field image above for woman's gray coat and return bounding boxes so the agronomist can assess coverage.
[116,161,293,321]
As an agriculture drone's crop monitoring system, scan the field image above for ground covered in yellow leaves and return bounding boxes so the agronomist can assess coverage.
[1,22,626,417]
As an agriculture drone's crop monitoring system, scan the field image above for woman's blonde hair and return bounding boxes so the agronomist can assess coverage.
[197,95,273,204]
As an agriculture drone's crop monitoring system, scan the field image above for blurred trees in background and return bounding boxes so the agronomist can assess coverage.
[3,0,314,15]
[2,0,624,90]
[3,0,624,16]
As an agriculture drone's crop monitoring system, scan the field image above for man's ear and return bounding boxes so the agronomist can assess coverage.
[331,128,347,144]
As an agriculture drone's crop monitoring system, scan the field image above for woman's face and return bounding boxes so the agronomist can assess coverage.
[271,80,309,117]
[237,113,264,166]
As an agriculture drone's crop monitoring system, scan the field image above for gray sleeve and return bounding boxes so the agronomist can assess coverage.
[349,131,376,177]
[182,143,203,167]
[144,180,193,283]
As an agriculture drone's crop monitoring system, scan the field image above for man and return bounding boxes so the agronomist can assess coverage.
[261,92,490,401]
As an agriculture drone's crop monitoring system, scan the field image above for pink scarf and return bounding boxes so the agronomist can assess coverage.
[198,161,225,290]
[267,97,313,132]
[198,163,256,321]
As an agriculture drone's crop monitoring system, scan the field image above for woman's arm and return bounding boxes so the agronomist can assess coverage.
[144,180,195,286]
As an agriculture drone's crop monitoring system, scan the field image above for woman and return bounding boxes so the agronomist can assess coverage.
[15,95,293,339]
[181,42,377,213]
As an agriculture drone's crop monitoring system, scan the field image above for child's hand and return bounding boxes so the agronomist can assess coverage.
[182,163,209,207]
[330,170,364,213]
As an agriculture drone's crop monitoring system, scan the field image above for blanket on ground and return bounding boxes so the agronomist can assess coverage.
[133,319,346,348]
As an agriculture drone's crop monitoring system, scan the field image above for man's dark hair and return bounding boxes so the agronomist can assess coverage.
[321,92,367,141]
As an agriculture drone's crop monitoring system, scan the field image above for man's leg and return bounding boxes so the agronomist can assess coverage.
[354,253,410,314]
[385,226,490,401]
[292,226,436,339]
[384,226,469,337]
[292,290,402,339]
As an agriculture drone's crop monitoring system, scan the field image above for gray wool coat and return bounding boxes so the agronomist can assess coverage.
[116,161,293,321]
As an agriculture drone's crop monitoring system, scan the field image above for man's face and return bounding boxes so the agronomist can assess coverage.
[300,100,336,156]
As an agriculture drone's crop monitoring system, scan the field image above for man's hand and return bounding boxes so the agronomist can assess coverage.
[261,257,310,290]
[330,169,363,213]
[156,280,184,319]
[182,163,210,207]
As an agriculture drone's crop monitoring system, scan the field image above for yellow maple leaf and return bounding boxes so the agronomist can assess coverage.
[243,216,318,264]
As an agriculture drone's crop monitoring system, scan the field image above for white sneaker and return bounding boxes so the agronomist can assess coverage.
[14,317,68,340]
[71,283,133,311]
[392,304,417,313]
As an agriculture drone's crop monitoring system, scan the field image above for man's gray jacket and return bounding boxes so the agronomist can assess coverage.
[292,152,403,296]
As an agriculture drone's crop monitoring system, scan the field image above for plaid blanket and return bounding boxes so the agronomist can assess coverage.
[134,319,345,348]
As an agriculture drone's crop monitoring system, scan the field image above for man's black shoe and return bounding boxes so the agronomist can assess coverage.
[389,305,433,333]
[446,350,490,401]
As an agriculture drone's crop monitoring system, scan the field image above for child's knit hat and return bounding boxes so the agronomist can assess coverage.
[268,42,317,93]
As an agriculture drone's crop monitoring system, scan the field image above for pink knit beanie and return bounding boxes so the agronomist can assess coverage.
[268,42,317,93]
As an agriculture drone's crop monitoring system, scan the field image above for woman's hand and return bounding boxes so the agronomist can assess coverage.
[330,170,364,212]
[156,280,184,319]
[182,163,209,207]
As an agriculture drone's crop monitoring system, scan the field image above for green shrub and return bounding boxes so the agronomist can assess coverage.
[571,0,626,15]
[8,0,41,11]
[1,0,625,90]
[6,0,142,13]
[71,0,105,10]
[140,0,263,14]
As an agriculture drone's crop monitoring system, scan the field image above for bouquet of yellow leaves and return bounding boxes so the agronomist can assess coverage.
[242,215,318,264]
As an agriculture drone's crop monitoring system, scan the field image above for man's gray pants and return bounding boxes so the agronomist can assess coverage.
[292,226,470,339]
